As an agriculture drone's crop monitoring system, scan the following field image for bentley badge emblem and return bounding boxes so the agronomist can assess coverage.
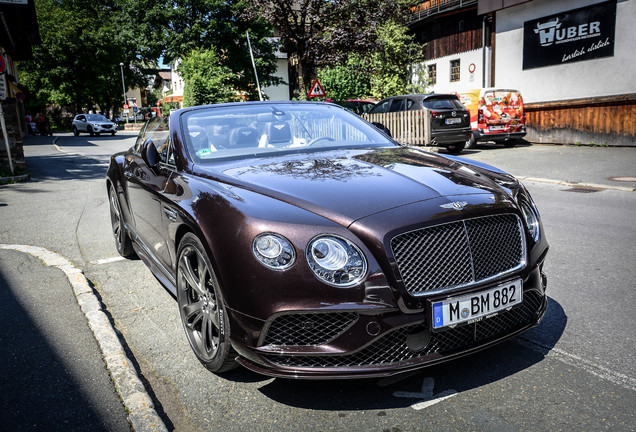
[440,201,468,210]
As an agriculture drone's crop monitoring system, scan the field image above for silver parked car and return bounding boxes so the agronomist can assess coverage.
[72,114,117,136]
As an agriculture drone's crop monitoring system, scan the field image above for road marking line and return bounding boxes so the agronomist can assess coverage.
[393,377,459,410]
[515,336,636,392]
[0,244,167,432]
[91,256,127,265]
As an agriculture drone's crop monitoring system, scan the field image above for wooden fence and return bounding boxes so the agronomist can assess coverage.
[525,94,636,146]
[363,110,432,146]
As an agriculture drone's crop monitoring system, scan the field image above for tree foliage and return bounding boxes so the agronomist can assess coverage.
[178,48,235,106]
[252,0,418,98]
[19,0,154,115]
[19,0,281,113]
[163,0,281,100]
[317,55,370,101]
[370,20,426,98]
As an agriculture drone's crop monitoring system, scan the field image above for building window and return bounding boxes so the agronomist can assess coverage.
[428,64,437,85]
[450,59,460,82]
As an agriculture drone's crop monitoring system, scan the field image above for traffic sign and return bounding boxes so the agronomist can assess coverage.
[123,104,129,110]
[16,92,25,101]
[156,101,161,107]
[308,79,326,98]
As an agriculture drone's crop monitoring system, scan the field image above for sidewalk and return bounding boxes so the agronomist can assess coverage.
[0,247,133,431]
[457,143,636,191]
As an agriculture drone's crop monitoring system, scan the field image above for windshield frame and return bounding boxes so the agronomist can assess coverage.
[179,102,398,164]
[86,114,110,122]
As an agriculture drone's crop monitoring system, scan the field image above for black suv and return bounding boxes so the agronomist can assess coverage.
[369,94,470,154]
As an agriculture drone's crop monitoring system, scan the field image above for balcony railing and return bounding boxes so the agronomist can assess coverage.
[407,0,478,24]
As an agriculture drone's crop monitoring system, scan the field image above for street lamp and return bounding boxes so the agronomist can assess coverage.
[119,62,128,123]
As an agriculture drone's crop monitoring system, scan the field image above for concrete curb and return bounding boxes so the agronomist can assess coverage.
[514,175,636,192]
[0,244,168,432]
[0,173,30,184]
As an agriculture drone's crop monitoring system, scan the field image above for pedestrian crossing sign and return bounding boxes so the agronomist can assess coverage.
[308,79,326,98]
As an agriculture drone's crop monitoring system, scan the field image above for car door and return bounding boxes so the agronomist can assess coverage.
[123,117,175,272]
[388,98,405,112]
[76,114,87,131]
[370,99,391,114]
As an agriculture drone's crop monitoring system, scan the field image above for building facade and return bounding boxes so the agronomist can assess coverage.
[409,0,635,146]
[0,0,40,175]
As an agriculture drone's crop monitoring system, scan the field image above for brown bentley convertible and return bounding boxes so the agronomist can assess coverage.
[107,101,548,379]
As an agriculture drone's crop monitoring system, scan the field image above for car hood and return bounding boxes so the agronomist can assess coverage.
[198,146,518,227]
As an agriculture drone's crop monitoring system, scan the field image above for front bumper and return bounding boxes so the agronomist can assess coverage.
[475,128,526,143]
[229,263,548,379]
[92,124,117,133]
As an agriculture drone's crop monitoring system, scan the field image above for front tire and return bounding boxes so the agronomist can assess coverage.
[177,233,238,373]
[88,126,95,137]
[108,184,135,257]
[73,126,80,136]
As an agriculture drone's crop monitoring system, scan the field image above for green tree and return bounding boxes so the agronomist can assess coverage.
[164,0,281,100]
[252,0,415,98]
[370,20,425,98]
[178,48,235,106]
[19,0,152,114]
[317,55,370,101]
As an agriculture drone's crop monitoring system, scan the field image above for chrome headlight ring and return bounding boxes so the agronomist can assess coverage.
[252,233,296,270]
[518,184,541,243]
[306,235,368,287]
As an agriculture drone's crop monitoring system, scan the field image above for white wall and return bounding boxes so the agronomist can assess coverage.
[416,48,492,94]
[263,58,290,101]
[170,59,184,98]
[495,0,636,103]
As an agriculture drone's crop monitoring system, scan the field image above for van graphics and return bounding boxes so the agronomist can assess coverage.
[523,0,616,70]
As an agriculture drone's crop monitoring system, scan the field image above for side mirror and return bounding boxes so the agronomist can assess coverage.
[142,138,160,168]
[372,122,392,138]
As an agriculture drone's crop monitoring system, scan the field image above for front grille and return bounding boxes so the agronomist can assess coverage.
[262,312,359,346]
[391,214,525,295]
[262,290,543,369]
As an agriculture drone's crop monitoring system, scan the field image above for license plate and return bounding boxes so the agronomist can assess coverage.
[445,118,462,124]
[432,279,523,329]
[489,125,505,131]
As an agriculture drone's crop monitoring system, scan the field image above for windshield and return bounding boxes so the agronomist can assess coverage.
[421,97,465,110]
[182,103,395,162]
[86,114,110,122]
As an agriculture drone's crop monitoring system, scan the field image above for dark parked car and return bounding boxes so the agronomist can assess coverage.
[107,101,548,379]
[369,94,471,154]
[72,114,117,136]
[332,99,377,115]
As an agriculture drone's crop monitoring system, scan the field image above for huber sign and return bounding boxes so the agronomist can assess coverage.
[522,0,616,70]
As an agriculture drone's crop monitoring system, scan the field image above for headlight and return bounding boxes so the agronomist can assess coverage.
[519,200,540,243]
[92,123,100,128]
[253,233,295,270]
[306,235,367,287]
[517,184,541,243]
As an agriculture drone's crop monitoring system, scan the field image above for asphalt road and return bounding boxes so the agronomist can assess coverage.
[1,133,634,431]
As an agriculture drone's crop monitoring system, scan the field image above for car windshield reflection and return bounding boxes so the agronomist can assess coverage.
[182,103,395,162]
[85,114,110,122]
